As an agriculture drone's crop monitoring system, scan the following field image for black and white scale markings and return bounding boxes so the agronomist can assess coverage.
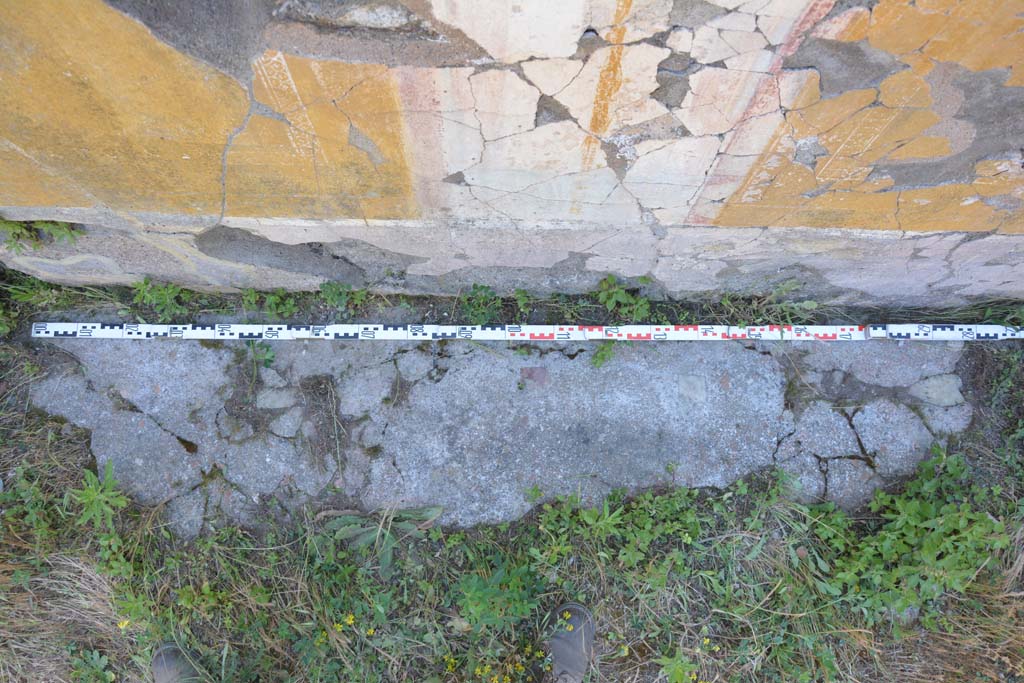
[30,322,1024,342]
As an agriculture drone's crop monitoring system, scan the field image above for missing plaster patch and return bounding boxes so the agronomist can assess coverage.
[348,122,385,166]
[784,38,904,97]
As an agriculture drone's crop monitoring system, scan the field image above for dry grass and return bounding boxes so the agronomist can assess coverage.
[0,555,145,682]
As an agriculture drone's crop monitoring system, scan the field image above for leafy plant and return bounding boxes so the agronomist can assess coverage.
[456,558,542,635]
[590,340,616,368]
[249,341,275,368]
[460,284,502,325]
[0,303,13,337]
[824,452,1008,625]
[323,506,440,579]
[1,218,77,254]
[131,277,189,322]
[64,461,128,531]
[513,288,532,321]
[70,648,115,683]
[320,282,368,317]
[263,289,299,319]
[656,647,699,683]
[595,275,650,322]
[241,287,259,312]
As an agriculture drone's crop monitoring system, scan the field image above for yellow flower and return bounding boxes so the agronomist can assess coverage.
[333,623,344,632]
[713,645,720,652]
[703,637,710,645]
[365,628,375,636]
[562,610,571,619]
[524,645,532,655]
[475,666,483,676]
[514,662,525,672]
[117,619,130,630]
[566,624,574,632]
[345,613,356,626]
[690,673,697,681]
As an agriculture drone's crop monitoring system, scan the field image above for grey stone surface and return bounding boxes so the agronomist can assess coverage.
[827,458,881,511]
[164,488,206,538]
[801,341,962,388]
[908,374,964,407]
[793,401,861,458]
[270,406,304,438]
[27,337,975,536]
[784,38,904,97]
[779,453,826,504]
[854,400,936,478]
[921,404,973,436]
[256,388,298,410]
[9,220,1024,308]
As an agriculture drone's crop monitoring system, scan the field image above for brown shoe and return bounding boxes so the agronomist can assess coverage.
[548,603,594,683]
[151,642,205,683]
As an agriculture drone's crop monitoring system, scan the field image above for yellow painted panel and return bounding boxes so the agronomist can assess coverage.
[715,0,1024,233]
[797,89,878,135]
[0,142,90,207]
[878,70,932,108]
[886,136,951,161]
[0,0,248,213]
[898,187,1000,232]
[226,52,416,220]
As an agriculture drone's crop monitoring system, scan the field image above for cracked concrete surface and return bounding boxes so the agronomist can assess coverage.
[29,337,974,537]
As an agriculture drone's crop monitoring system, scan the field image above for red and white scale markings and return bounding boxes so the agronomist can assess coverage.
[30,322,1024,342]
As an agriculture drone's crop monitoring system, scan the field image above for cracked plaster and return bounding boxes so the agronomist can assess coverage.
[0,0,1022,299]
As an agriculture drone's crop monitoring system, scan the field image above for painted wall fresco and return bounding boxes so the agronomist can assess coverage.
[0,0,1021,234]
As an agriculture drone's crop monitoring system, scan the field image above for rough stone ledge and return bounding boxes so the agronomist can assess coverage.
[3,217,1023,307]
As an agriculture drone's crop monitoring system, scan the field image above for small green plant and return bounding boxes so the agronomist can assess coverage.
[824,452,1009,626]
[263,289,299,319]
[595,275,650,322]
[513,288,532,321]
[131,277,189,323]
[69,648,116,683]
[320,282,368,317]
[455,557,542,635]
[656,647,699,683]
[0,303,13,337]
[590,340,616,368]
[460,284,502,325]
[1,218,77,254]
[323,506,440,579]
[241,287,259,312]
[64,461,128,531]
[249,341,275,368]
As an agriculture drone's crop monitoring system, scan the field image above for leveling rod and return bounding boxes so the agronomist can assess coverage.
[30,322,1024,342]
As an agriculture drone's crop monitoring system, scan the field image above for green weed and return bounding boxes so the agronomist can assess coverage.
[131,278,189,323]
[590,340,616,367]
[460,284,502,325]
[262,289,299,319]
[513,289,532,321]
[64,461,129,531]
[1,218,77,254]
[595,275,650,322]
[320,281,369,317]
[69,648,115,683]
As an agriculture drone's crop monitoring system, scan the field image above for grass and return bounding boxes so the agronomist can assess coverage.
[1,341,1023,682]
